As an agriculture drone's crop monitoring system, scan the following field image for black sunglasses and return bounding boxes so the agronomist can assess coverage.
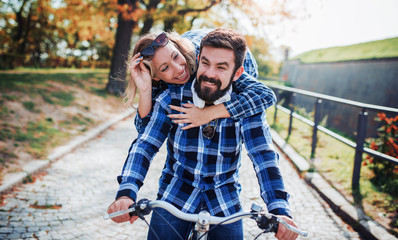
[140,32,169,60]
[202,119,218,139]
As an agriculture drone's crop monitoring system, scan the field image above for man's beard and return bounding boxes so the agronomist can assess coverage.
[194,74,234,104]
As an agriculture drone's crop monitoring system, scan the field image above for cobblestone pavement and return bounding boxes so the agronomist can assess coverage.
[0,118,363,239]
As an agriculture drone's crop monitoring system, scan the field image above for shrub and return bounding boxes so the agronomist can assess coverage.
[365,113,398,197]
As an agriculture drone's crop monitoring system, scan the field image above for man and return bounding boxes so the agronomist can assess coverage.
[108,29,298,240]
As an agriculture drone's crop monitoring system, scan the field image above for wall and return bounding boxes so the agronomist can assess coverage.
[279,58,398,138]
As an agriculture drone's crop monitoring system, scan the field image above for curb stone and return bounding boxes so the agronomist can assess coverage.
[270,129,397,240]
[0,109,135,195]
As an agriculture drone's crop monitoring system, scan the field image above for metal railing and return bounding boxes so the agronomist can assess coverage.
[267,83,398,189]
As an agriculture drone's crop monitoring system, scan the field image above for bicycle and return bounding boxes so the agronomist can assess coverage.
[104,198,308,240]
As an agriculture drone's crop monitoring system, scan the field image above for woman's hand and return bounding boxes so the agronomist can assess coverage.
[107,196,138,224]
[168,103,230,130]
[128,53,152,93]
[128,53,153,118]
[168,103,212,130]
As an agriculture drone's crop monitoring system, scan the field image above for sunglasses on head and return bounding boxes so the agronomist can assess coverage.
[140,32,169,60]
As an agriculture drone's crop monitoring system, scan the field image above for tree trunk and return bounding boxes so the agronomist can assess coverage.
[139,18,154,36]
[139,0,161,36]
[106,0,137,96]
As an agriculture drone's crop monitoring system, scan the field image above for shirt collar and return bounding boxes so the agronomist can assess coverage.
[191,78,232,108]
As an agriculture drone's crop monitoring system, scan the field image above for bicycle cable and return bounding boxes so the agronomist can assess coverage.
[139,215,160,240]
[253,230,267,240]
[197,212,256,240]
[151,208,185,240]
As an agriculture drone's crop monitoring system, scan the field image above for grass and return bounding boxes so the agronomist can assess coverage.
[0,68,124,181]
[292,37,398,63]
[266,106,397,236]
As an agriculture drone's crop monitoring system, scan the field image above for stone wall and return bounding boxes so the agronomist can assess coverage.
[279,58,398,138]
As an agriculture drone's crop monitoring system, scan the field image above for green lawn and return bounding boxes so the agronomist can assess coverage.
[0,69,122,181]
[292,37,398,63]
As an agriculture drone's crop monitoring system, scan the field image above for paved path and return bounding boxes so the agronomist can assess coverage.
[0,117,363,239]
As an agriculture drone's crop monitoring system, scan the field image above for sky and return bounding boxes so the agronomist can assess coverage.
[267,0,398,60]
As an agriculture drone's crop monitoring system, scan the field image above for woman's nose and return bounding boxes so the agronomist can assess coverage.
[173,61,184,72]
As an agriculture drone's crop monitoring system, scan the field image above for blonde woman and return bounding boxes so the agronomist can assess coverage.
[125,29,276,131]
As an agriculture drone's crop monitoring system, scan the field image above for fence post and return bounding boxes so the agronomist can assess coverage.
[352,109,368,190]
[273,90,279,125]
[311,98,322,159]
[287,106,294,140]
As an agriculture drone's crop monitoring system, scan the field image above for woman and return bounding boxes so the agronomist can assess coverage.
[125,29,276,131]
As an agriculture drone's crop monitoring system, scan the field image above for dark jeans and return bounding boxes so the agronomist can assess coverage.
[147,208,243,240]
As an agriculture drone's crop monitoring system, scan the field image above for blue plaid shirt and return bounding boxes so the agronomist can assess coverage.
[117,80,291,217]
[134,29,276,132]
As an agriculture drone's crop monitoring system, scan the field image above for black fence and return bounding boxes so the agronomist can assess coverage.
[267,83,398,190]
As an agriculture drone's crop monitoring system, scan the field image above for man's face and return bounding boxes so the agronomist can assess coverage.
[195,46,239,103]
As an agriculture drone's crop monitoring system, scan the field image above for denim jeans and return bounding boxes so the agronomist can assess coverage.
[147,208,243,240]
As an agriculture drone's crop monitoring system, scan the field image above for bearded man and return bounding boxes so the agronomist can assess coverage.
[108,28,298,240]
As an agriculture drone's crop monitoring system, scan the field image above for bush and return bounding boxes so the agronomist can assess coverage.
[365,113,398,197]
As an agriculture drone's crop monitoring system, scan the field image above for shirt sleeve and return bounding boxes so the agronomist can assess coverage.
[223,47,276,120]
[241,112,291,217]
[225,74,276,120]
[116,93,172,202]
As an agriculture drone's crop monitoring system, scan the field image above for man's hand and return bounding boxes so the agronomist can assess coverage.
[275,215,299,240]
[107,196,138,224]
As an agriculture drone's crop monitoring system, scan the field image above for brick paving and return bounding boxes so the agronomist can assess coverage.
[0,117,363,239]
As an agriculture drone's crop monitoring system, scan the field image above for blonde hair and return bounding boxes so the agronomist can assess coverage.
[124,32,196,107]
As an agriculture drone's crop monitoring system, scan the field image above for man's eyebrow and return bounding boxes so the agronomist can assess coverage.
[201,56,229,67]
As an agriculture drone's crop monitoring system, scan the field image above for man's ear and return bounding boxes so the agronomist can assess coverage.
[232,66,244,81]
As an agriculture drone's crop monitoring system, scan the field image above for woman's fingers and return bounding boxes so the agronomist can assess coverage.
[168,114,187,120]
[169,105,187,113]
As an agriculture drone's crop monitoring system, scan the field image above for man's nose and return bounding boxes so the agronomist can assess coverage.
[205,66,217,78]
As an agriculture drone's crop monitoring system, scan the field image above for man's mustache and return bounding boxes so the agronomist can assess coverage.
[198,75,221,88]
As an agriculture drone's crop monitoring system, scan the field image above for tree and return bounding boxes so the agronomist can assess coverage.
[0,0,57,68]
[0,0,119,68]
[139,0,162,36]
[106,0,141,95]
[160,0,221,32]
[106,0,223,95]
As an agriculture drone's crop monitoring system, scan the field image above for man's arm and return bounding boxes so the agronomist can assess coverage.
[117,93,172,202]
[241,112,291,217]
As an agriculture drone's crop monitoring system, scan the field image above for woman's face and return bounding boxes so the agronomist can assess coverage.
[150,43,191,85]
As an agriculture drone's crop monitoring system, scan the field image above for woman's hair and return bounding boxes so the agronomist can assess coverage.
[124,32,196,107]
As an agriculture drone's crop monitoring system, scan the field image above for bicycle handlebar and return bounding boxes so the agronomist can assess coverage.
[104,199,308,237]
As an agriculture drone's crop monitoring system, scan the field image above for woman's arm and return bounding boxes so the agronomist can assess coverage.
[168,103,230,130]
[128,53,153,118]
[168,74,276,130]
[224,72,277,120]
